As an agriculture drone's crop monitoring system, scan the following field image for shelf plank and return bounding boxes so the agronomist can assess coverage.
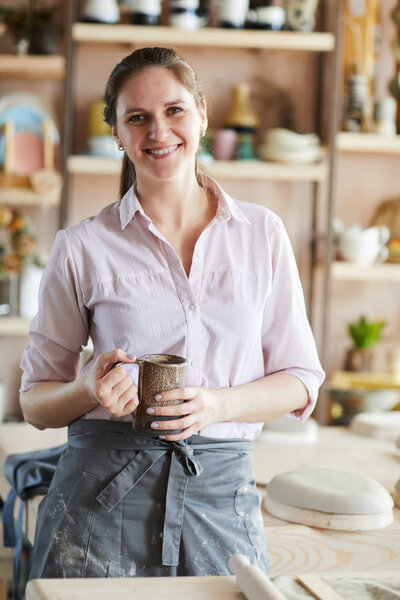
[0,186,61,207]
[72,23,335,52]
[0,317,30,337]
[331,261,400,282]
[337,132,400,154]
[68,155,328,182]
[0,54,66,80]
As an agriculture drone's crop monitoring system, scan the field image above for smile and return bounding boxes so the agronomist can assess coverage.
[145,144,181,157]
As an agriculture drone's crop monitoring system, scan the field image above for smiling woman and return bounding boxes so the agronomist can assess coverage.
[19,46,324,582]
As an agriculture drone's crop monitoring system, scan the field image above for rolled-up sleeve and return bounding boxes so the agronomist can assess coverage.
[262,217,325,420]
[20,229,89,391]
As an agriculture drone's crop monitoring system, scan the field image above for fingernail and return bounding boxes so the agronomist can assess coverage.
[155,394,162,401]
[151,422,159,429]
[159,435,166,439]
[126,354,135,360]
[146,408,155,414]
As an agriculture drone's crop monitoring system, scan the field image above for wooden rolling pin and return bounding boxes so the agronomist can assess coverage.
[228,554,286,600]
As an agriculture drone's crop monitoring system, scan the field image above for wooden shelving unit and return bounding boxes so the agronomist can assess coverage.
[68,154,328,182]
[0,54,66,80]
[331,261,400,282]
[0,317,30,337]
[72,23,335,52]
[0,187,61,207]
[337,132,400,154]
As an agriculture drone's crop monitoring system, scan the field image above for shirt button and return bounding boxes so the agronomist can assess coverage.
[188,303,196,311]
[191,361,197,367]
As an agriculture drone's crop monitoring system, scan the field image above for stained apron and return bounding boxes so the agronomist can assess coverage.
[29,419,269,578]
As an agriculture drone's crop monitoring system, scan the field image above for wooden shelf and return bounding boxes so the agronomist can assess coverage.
[337,132,400,154]
[0,54,66,80]
[72,23,335,52]
[331,261,400,282]
[330,370,400,390]
[0,317,30,337]
[0,186,61,207]
[68,155,328,182]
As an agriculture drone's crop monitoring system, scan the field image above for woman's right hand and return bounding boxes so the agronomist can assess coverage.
[83,348,139,417]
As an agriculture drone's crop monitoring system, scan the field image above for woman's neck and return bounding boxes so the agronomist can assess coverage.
[135,174,213,231]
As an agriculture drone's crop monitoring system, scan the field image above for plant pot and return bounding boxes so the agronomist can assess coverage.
[344,348,374,372]
[28,25,57,55]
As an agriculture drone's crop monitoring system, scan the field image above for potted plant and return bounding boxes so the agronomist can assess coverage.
[344,315,386,372]
[0,1,59,55]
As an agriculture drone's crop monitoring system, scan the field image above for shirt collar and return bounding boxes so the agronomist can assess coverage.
[118,173,250,230]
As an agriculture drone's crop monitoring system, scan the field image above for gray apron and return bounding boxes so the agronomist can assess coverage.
[29,420,269,578]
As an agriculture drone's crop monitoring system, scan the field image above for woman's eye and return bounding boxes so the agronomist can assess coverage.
[128,114,145,123]
[168,106,183,115]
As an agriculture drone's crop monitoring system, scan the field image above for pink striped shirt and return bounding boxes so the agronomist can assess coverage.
[20,176,325,439]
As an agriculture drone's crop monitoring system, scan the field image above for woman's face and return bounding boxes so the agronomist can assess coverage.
[112,67,207,184]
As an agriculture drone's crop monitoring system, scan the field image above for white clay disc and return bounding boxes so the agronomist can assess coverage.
[350,411,400,441]
[257,417,318,444]
[266,467,393,515]
[264,494,393,531]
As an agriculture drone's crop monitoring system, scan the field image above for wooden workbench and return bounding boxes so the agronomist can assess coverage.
[1,423,399,578]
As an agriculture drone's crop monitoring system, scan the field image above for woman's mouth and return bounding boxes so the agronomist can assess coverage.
[145,144,181,159]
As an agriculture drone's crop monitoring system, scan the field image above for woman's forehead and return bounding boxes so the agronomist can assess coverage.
[117,67,192,107]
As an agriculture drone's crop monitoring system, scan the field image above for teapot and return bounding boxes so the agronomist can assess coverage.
[333,218,390,268]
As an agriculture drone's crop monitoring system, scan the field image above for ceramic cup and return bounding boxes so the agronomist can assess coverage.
[168,1,201,31]
[213,0,249,28]
[213,129,237,160]
[373,98,397,137]
[125,0,162,25]
[82,0,120,24]
[255,6,285,30]
[285,0,319,32]
[134,354,188,434]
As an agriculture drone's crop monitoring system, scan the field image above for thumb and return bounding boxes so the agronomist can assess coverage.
[113,348,136,364]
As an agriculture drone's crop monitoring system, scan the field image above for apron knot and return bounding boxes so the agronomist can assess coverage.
[171,441,203,476]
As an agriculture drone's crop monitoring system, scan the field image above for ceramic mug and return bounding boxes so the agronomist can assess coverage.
[134,354,188,433]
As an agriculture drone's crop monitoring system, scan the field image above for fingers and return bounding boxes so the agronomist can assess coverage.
[95,349,136,379]
[154,387,194,403]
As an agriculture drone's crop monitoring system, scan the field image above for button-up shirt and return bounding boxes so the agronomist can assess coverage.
[20,176,325,439]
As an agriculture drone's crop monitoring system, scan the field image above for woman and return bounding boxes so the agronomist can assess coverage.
[20,47,325,579]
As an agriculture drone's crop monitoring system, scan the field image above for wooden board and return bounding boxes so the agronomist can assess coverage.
[26,575,244,600]
[297,571,400,600]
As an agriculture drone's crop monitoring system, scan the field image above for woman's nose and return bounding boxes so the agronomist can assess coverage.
[148,118,168,141]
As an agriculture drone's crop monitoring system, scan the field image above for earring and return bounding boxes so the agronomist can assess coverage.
[118,145,124,151]
[200,129,206,137]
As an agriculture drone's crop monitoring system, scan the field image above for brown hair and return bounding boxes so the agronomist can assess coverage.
[104,47,205,199]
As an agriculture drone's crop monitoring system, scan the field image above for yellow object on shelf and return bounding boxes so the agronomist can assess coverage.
[330,370,400,390]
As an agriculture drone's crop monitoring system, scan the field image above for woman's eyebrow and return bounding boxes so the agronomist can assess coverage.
[123,100,188,116]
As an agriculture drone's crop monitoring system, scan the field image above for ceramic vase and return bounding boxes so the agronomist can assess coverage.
[224,83,259,133]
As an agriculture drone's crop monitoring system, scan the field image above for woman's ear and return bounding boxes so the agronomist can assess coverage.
[111,125,121,146]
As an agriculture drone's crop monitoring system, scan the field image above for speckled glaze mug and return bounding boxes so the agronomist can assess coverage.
[134,354,188,434]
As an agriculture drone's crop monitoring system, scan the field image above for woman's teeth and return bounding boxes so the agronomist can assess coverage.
[147,144,180,156]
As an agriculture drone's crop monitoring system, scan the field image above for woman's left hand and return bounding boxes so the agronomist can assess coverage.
[147,387,224,441]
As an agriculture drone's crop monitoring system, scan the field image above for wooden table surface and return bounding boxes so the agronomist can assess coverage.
[26,575,244,600]
[1,423,399,578]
